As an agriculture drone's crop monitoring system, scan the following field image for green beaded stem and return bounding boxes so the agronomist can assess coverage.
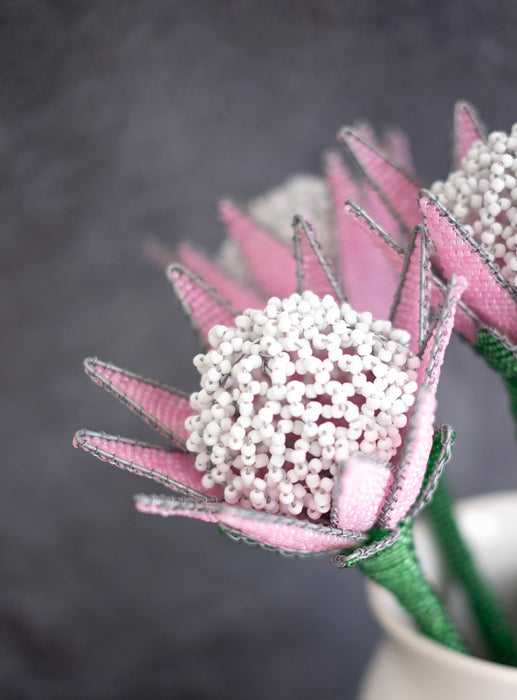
[475,330,517,435]
[428,479,517,665]
[358,522,469,653]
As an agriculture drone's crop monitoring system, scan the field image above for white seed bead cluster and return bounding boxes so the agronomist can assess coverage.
[431,126,517,288]
[185,292,420,520]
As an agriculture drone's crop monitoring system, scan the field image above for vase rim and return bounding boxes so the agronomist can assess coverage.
[366,490,517,680]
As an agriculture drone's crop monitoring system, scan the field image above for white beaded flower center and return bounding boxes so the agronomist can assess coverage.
[431,127,517,288]
[185,292,420,520]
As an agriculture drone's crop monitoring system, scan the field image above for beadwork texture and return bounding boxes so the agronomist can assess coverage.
[340,101,517,351]
[76,209,465,556]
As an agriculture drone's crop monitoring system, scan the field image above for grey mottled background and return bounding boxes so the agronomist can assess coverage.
[3,1,517,698]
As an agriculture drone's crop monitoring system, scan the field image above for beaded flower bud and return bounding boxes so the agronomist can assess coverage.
[431,126,517,289]
[186,292,420,520]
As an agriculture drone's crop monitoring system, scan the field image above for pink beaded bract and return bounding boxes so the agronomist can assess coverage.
[75,206,465,557]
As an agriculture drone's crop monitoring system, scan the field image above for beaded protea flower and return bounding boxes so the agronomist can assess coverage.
[75,217,465,559]
[339,102,517,354]
[337,102,517,447]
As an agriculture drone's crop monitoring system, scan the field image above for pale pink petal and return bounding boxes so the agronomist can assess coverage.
[392,226,431,354]
[325,152,360,212]
[219,199,297,298]
[339,127,421,232]
[143,238,176,270]
[84,358,192,447]
[325,154,399,315]
[135,495,220,522]
[292,216,345,301]
[330,456,393,531]
[418,274,467,393]
[454,101,486,169]
[167,264,237,344]
[74,430,223,500]
[420,192,517,343]
[341,201,406,320]
[382,389,437,528]
[382,128,415,173]
[217,509,364,554]
[343,201,406,272]
[361,185,407,246]
[177,243,266,311]
[336,199,399,319]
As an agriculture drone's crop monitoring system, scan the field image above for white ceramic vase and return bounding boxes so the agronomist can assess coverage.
[358,492,517,700]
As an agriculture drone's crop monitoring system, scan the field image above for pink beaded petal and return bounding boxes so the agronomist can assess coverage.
[419,192,517,343]
[381,389,437,529]
[217,509,364,554]
[382,128,414,173]
[337,198,399,319]
[339,127,421,233]
[418,274,468,393]
[167,264,237,344]
[292,215,345,302]
[177,243,266,311]
[454,101,487,169]
[219,199,297,298]
[392,226,431,355]
[74,430,223,500]
[84,358,192,448]
[135,495,220,522]
[431,279,478,343]
[330,456,393,531]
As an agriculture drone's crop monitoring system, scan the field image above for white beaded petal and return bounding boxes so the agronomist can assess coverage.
[186,292,420,520]
[431,126,517,288]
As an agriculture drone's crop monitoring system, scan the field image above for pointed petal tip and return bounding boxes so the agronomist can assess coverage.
[453,99,484,128]
[337,125,360,147]
[218,198,239,222]
[291,213,304,228]
[83,356,97,374]
[73,428,88,449]
[165,261,184,282]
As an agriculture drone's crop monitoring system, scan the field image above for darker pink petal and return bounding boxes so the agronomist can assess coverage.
[167,264,237,344]
[454,101,487,169]
[418,274,467,393]
[339,128,421,232]
[84,358,192,447]
[419,192,517,343]
[219,199,297,298]
[382,389,437,529]
[74,430,223,500]
[177,243,266,311]
[292,216,345,302]
[330,456,393,531]
[217,509,363,554]
[392,227,431,355]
